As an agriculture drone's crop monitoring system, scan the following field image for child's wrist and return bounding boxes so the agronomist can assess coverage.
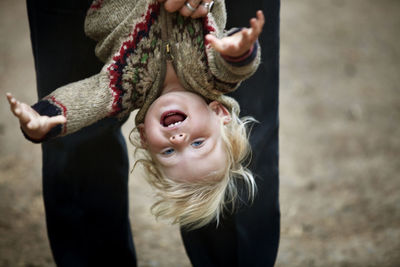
[221,45,254,62]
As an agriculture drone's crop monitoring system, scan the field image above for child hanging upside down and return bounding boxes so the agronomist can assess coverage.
[6,0,264,229]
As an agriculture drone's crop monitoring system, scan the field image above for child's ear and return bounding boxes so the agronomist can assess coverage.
[137,123,148,148]
[209,101,231,125]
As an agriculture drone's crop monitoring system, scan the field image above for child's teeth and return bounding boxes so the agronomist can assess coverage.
[167,121,182,128]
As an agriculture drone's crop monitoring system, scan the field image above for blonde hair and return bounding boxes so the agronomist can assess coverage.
[130,106,256,230]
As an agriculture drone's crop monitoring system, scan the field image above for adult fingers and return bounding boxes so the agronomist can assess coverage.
[179,0,201,17]
[191,0,212,18]
[163,0,186,12]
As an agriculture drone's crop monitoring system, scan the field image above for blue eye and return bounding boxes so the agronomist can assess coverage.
[162,148,175,155]
[191,140,204,147]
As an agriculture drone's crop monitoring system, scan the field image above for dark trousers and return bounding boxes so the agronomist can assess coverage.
[26,1,136,266]
[27,0,280,266]
[180,1,281,266]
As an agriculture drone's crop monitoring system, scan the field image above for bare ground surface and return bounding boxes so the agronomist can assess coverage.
[1,0,399,266]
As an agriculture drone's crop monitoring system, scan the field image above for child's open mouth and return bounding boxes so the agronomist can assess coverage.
[160,110,187,128]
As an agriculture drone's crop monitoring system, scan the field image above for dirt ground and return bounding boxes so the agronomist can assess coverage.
[1,0,399,266]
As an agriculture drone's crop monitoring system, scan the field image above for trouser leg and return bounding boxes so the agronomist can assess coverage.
[41,124,136,267]
[181,0,280,266]
[26,1,137,266]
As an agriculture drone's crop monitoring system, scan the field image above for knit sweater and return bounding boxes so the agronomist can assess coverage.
[30,0,260,142]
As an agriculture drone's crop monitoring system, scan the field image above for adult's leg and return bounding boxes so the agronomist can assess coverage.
[26,1,137,266]
[181,0,280,266]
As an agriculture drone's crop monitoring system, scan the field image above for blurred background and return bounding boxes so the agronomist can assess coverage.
[1,0,399,266]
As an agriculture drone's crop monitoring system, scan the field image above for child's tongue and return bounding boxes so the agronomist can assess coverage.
[164,114,185,126]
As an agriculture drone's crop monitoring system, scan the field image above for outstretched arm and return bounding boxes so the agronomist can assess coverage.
[205,10,264,91]
[206,10,265,58]
[6,93,66,141]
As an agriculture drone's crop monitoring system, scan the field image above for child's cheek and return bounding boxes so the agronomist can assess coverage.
[144,129,166,153]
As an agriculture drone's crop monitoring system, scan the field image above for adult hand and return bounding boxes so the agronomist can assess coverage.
[6,93,66,140]
[205,10,265,58]
[158,0,213,18]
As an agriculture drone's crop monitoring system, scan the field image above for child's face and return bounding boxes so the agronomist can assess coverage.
[140,91,231,182]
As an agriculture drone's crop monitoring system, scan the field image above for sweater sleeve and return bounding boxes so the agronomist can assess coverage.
[24,0,133,142]
[204,1,261,93]
[29,70,121,142]
[26,0,163,143]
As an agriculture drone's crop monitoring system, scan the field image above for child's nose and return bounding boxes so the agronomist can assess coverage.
[170,133,187,144]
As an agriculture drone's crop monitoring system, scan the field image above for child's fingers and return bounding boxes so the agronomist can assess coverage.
[6,93,18,113]
[244,20,258,43]
[245,11,264,42]
[253,10,265,29]
[14,107,22,116]
[6,94,27,122]
[235,28,254,53]
[47,115,66,127]
[28,115,65,130]
[37,116,66,135]
[205,34,225,53]
[6,93,17,107]
[17,103,36,125]
[242,28,252,41]
[6,92,12,103]
[8,97,25,119]
[239,15,263,48]
[7,97,37,127]
[251,11,265,36]
[6,92,13,102]
[26,120,39,130]
[257,10,265,26]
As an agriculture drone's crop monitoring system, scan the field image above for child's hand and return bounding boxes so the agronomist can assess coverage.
[205,10,265,58]
[6,93,66,141]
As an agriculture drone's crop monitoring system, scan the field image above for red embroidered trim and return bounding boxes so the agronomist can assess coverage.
[107,3,160,115]
[50,96,68,134]
[203,16,216,46]
[89,0,103,10]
